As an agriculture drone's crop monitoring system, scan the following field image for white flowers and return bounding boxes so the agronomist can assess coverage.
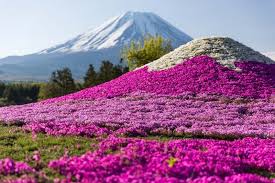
[144,37,274,71]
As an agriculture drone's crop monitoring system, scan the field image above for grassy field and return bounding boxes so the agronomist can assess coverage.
[0,124,98,182]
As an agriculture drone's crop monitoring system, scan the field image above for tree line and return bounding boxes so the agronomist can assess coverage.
[0,82,40,106]
[39,60,128,100]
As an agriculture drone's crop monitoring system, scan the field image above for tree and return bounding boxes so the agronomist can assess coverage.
[122,35,173,70]
[83,64,98,88]
[0,82,5,97]
[39,68,77,100]
[38,83,62,100]
[3,86,17,103]
[82,61,129,89]
[112,65,124,78]
[97,61,115,84]
[50,68,76,94]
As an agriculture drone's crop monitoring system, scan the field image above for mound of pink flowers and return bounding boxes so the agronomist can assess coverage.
[49,137,275,183]
[45,55,275,103]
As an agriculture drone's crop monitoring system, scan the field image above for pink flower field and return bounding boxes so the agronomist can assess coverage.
[0,92,274,138]
[48,137,275,183]
[0,56,274,138]
[0,56,274,182]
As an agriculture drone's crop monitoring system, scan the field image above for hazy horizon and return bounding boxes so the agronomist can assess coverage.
[0,0,274,58]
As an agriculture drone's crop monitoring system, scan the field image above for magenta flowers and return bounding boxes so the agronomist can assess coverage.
[0,92,274,138]
[0,56,274,138]
[0,158,33,175]
[49,137,275,183]
[0,56,274,182]
[44,56,275,103]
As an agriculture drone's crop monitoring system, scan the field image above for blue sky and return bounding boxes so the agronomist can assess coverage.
[0,0,274,58]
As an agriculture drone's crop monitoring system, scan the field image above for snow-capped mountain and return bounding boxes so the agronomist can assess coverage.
[40,11,192,54]
[0,11,192,81]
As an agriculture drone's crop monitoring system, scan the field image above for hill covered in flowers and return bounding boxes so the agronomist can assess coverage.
[0,37,274,182]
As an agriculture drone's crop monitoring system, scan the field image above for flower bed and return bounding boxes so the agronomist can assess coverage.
[0,92,274,138]
[0,56,273,138]
[48,137,275,182]
[1,137,274,182]
[0,158,33,175]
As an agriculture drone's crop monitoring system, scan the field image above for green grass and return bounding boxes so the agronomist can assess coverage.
[0,124,98,182]
[0,125,97,162]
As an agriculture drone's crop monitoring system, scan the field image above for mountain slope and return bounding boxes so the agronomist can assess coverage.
[0,11,192,81]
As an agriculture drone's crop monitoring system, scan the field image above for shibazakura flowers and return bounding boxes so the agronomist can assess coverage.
[0,55,274,182]
[1,137,275,183]
[0,158,33,175]
[48,137,275,183]
[0,92,274,138]
[44,55,275,102]
[0,56,274,138]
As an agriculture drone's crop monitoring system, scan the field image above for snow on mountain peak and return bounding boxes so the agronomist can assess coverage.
[39,11,192,54]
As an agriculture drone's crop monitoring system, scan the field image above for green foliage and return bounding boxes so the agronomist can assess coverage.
[83,64,97,88]
[0,83,40,106]
[0,62,128,102]
[39,68,77,100]
[0,125,96,162]
[83,61,128,88]
[122,35,173,70]
[97,61,116,84]
[38,83,61,100]
[0,82,5,96]
[50,67,77,94]
[113,63,129,78]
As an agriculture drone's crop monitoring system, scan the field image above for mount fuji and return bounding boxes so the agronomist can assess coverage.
[0,11,192,81]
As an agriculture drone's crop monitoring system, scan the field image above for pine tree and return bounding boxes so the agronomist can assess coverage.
[3,86,18,103]
[50,67,76,94]
[83,64,98,88]
[39,68,77,99]
[0,82,5,97]
[97,61,115,84]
